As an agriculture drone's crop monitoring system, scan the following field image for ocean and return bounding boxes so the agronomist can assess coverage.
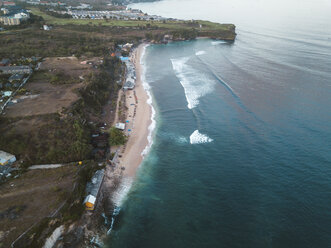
[106,0,331,247]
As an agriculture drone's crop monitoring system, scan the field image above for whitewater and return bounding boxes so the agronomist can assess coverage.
[107,0,331,247]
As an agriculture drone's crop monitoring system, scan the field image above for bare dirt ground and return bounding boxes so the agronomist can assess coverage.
[6,82,83,117]
[40,56,99,77]
[0,165,78,247]
[5,57,99,118]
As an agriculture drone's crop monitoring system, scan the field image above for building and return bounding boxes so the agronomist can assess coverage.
[0,66,32,74]
[0,8,30,25]
[0,150,16,166]
[115,123,125,130]
[3,1,15,7]
[0,58,10,66]
[84,169,104,211]
[43,24,51,30]
[3,91,12,96]
[83,195,96,210]
[123,80,135,90]
[9,73,24,82]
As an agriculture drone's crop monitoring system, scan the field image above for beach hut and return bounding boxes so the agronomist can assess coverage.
[84,195,96,210]
[115,123,126,130]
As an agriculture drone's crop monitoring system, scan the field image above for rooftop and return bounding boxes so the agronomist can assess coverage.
[0,150,16,165]
[85,169,104,197]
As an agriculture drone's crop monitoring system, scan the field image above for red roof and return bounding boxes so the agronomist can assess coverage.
[4,1,16,5]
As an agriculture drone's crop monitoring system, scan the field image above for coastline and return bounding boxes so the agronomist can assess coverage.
[80,44,153,245]
[117,43,152,178]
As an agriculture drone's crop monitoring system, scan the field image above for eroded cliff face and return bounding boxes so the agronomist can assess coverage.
[198,24,237,41]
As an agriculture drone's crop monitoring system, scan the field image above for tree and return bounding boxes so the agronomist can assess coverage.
[109,127,127,146]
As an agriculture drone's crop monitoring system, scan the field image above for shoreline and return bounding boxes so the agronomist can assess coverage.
[83,44,153,244]
[116,43,152,178]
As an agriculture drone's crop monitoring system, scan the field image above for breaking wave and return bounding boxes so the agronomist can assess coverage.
[160,131,189,144]
[111,177,133,207]
[171,56,215,109]
[108,176,133,234]
[141,44,156,157]
[190,130,213,144]
[108,44,155,236]
[195,50,206,56]
[211,40,228,45]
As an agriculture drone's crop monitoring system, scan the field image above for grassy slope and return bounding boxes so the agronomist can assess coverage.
[29,7,235,32]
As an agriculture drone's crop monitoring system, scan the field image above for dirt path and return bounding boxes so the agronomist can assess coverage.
[29,164,65,170]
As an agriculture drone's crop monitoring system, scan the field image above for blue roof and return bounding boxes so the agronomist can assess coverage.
[120,57,130,62]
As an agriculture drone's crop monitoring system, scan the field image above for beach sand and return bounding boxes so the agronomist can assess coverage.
[117,44,151,177]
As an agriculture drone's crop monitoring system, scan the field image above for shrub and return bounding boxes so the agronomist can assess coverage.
[109,127,127,146]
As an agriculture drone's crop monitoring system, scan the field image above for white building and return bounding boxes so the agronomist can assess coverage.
[84,195,96,210]
[43,25,51,30]
[0,150,16,166]
[115,123,126,130]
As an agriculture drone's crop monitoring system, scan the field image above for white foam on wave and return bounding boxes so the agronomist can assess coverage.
[211,40,227,45]
[111,177,133,207]
[190,130,213,144]
[195,50,206,56]
[177,136,188,144]
[140,44,157,157]
[163,132,188,144]
[111,44,154,209]
[106,44,155,236]
[171,57,215,109]
[108,177,132,235]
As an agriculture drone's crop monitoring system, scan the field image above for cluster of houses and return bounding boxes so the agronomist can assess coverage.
[50,7,170,21]
[123,58,136,90]
[0,57,39,111]
[0,150,16,179]
[0,0,178,26]
[0,3,30,25]
[26,0,67,7]
[113,43,137,91]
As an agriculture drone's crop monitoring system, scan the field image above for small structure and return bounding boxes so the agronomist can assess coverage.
[9,73,24,82]
[122,43,133,52]
[120,56,130,62]
[0,150,16,166]
[3,2,16,7]
[123,80,135,90]
[0,65,32,74]
[43,24,51,31]
[0,9,30,25]
[84,195,96,210]
[0,58,10,66]
[115,123,125,130]
[84,169,105,211]
[3,91,12,97]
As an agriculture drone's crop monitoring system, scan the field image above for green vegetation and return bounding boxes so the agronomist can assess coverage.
[28,7,236,40]
[16,88,29,95]
[0,56,122,166]
[30,70,78,85]
[109,127,127,146]
[0,6,236,246]
[61,161,99,222]
[73,56,122,116]
[12,161,99,248]
[0,114,92,166]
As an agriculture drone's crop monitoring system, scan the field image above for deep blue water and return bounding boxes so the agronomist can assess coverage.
[107,0,331,247]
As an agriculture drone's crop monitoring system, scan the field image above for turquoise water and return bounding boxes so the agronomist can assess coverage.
[107,0,331,247]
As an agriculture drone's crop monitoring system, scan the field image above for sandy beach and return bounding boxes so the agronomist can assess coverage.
[116,44,151,177]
